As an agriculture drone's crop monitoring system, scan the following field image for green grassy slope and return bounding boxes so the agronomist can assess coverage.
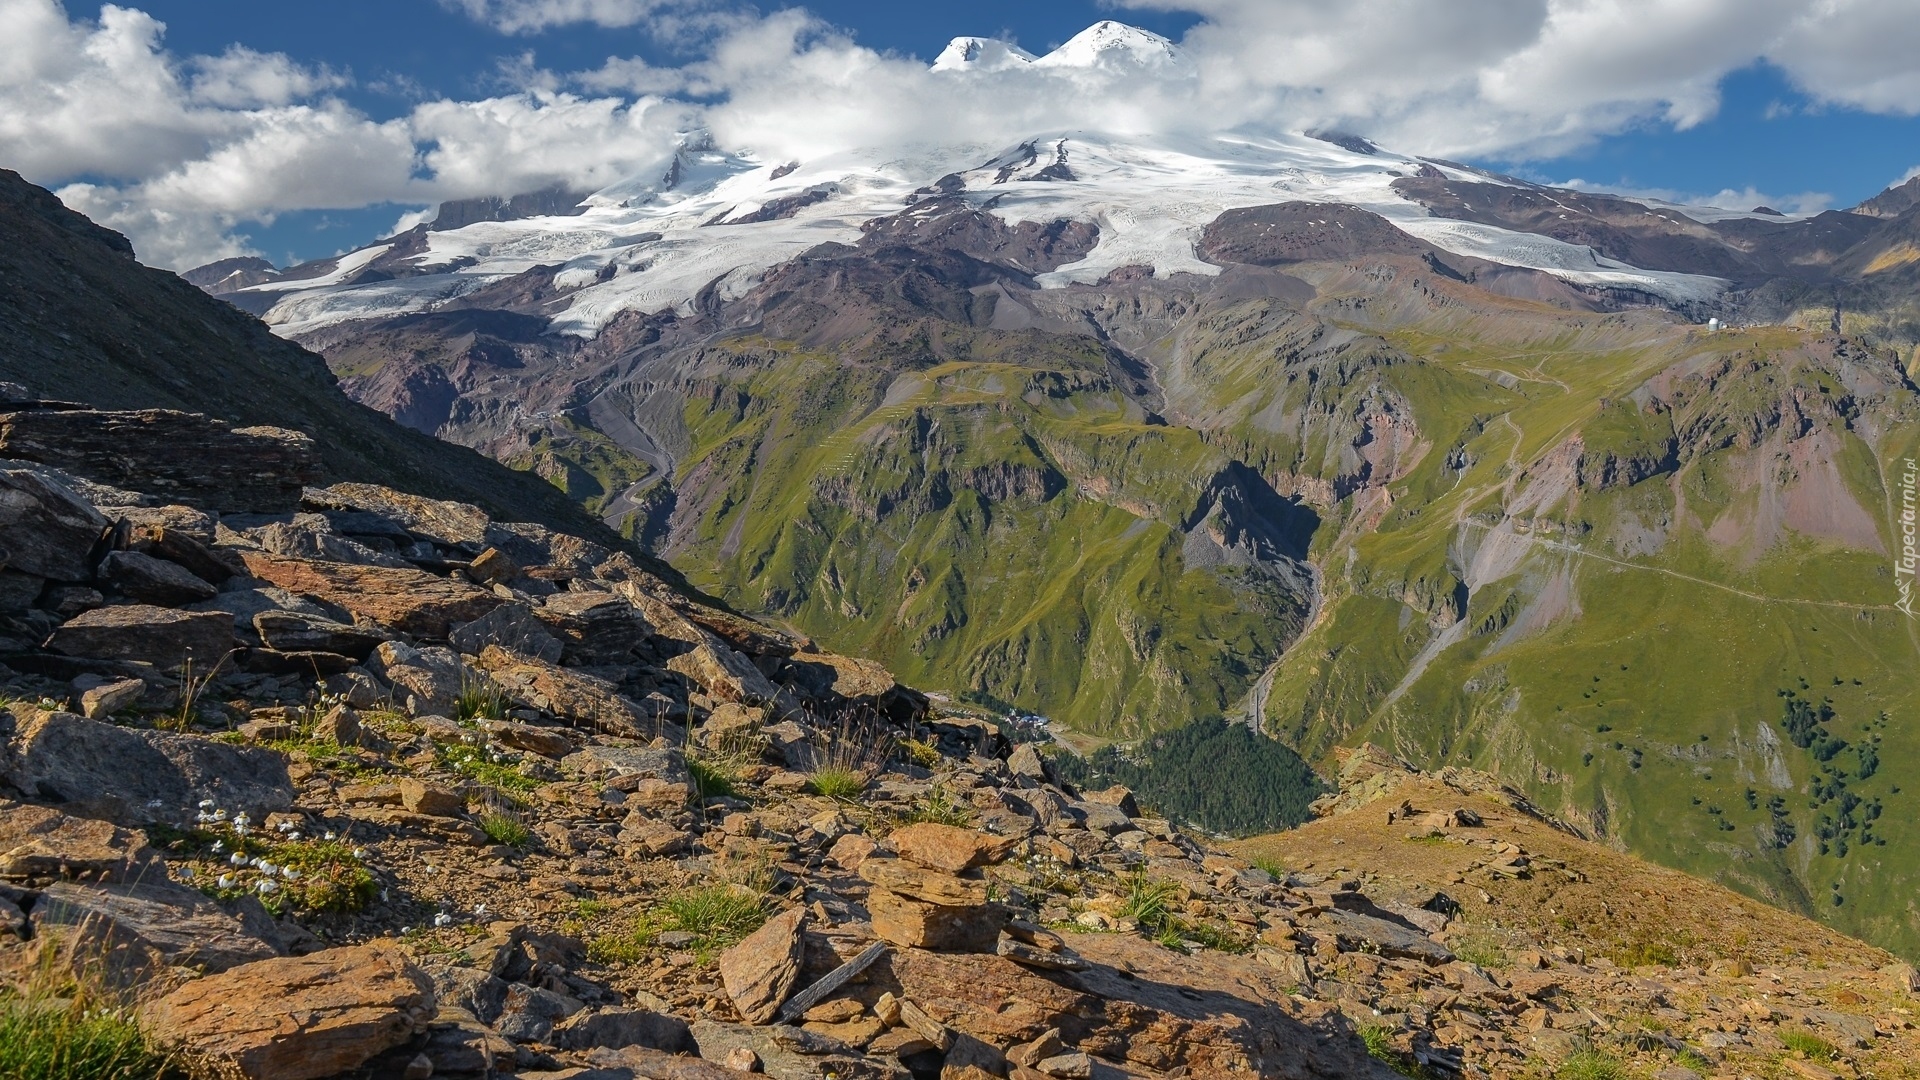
[660,345,1312,735]
[1232,268,1920,954]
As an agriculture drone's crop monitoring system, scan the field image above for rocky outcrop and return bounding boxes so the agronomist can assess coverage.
[0,408,321,513]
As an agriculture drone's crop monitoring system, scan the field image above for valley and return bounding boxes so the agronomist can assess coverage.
[150,25,1920,961]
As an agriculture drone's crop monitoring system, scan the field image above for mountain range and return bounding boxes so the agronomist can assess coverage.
[144,21,1920,958]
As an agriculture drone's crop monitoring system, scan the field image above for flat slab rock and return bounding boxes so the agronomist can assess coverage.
[45,604,236,670]
[144,942,435,1080]
[32,879,284,973]
[242,552,501,638]
[0,408,322,514]
[1319,908,1455,965]
[2,710,293,822]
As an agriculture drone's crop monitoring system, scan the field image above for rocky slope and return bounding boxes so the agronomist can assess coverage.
[5,408,1915,1080]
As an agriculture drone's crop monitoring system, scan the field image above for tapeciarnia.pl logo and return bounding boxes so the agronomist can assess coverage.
[1899,457,1918,618]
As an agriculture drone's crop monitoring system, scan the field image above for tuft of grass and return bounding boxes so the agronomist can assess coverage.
[1779,1030,1838,1061]
[1114,873,1248,954]
[1249,855,1286,881]
[1117,873,1183,928]
[1608,939,1678,968]
[807,765,867,800]
[687,757,740,800]
[0,951,183,1080]
[478,811,532,849]
[1450,929,1511,969]
[454,678,509,724]
[900,785,976,827]
[1554,1049,1627,1080]
[1357,1024,1428,1079]
[899,738,943,769]
[661,885,769,953]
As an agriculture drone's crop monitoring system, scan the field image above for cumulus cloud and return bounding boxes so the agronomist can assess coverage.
[1115,0,1920,156]
[5,0,1919,269]
[0,0,690,267]
[1556,178,1834,215]
[438,0,730,37]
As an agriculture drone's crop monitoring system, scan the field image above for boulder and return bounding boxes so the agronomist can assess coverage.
[45,604,235,669]
[310,705,363,748]
[144,943,435,1080]
[77,676,146,719]
[493,981,584,1042]
[240,553,501,639]
[97,549,219,605]
[0,408,323,513]
[116,504,217,545]
[0,801,155,883]
[0,468,110,581]
[0,568,43,611]
[666,641,778,706]
[1083,785,1140,818]
[305,483,493,549]
[368,640,467,716]
[253,611,388,659]
[859,858,991,907]
[553,1008,697,1053]
[697,702,767,753]
[889,824,1018,874]
[1007,743,1050,785]
[398,779,465,818]
[1,711,294,822]
[450,604,564,663]
[536,590,654,664]
[718,907,807,1024]
[124,521,239,584]
[868,890,1008,953]
[562,745,691,787]
[475,646,663,738]
[256,517,412,568]
[482,719,574,759]
[32,879,282,973]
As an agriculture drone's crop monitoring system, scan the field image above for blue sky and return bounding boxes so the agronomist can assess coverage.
[9,0,1918,269]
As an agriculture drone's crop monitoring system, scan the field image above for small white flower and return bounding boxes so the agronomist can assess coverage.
[473,903,488,916]
[217,875,233,889]
[213,810,229,821]
[230,853,248,866]
[433,913,453,927]
[211,840,225,852]
[282,868,300,881]
[199,799,216,809]
[323,831,337,841]
[257,880,279,895]
[287,832,302,841]
[352,848,367,859]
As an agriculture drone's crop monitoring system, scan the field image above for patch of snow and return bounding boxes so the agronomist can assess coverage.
[242,84,1726,340]
[932,37,1038,73]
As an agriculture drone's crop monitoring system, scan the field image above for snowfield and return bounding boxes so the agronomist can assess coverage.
[247,22,1738,340]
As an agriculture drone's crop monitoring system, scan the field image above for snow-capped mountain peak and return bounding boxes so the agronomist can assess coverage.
[931,36,1038,73]
[1033,21,1187,72]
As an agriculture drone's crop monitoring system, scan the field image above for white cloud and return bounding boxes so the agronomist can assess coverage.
[190,46,347,108]
[5,0,1919,270]
[1556,177,1834,215]
[438,0,720,35]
